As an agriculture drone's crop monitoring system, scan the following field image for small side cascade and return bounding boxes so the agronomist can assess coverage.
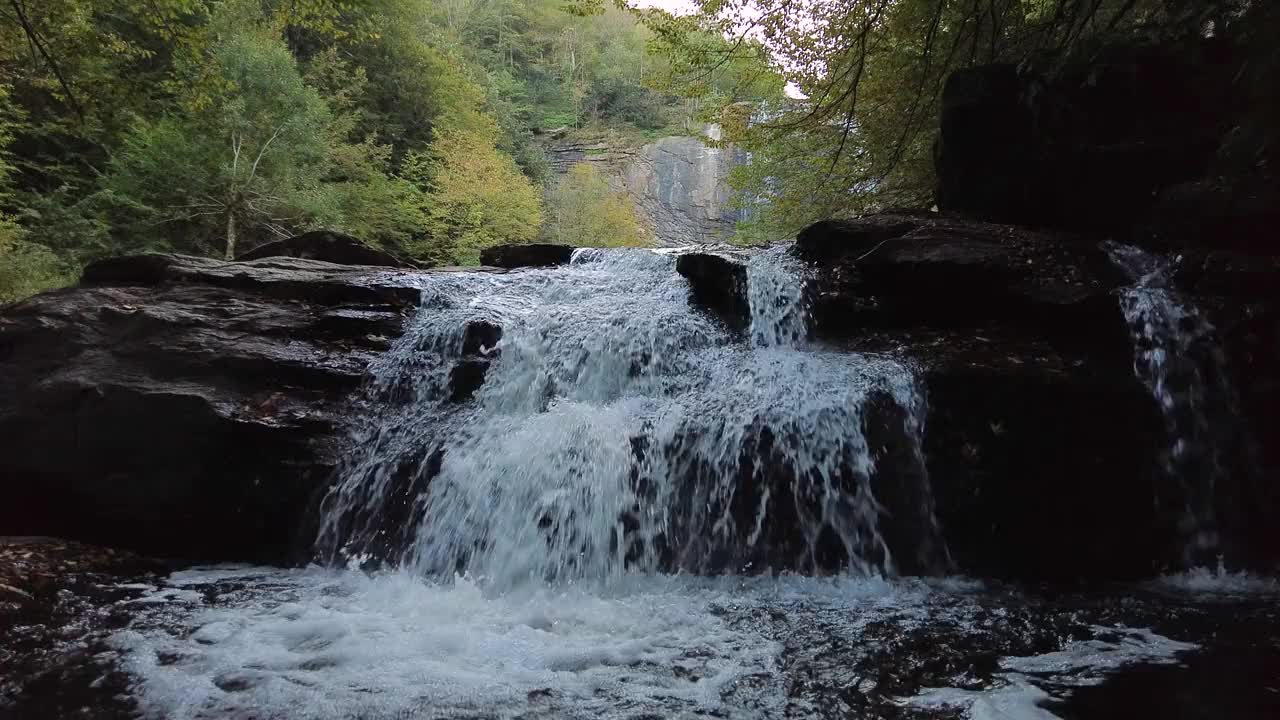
[313,246,949,587]
[1106,243,1237,566]
[746,244,810,347]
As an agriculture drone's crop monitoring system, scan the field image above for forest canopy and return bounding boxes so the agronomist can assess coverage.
[626,0,1267,241]
[3,0,1264,302]
[0,0,702,301]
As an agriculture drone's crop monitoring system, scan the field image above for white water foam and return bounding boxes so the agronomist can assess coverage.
[315,247,944,584]
[108,567,955,720]
[906,626,1196,719]
[109,566,1202,720]
[1151,559,1280,598]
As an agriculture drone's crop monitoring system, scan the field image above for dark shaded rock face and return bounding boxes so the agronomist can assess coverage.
[918,339,1166,580]
[0,254,424,563]
[792,211,1277,580]
[934,38,1277,250]
[1176,252,1280,571]
[480,243,575,268]
[801,212,1133,372]
[675,252,749,332]
[237,230,421,268]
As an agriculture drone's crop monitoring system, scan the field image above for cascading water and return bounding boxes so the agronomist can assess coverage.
[94,245,1259,720]
[1106,243,1236,565]
[315,247,944,585]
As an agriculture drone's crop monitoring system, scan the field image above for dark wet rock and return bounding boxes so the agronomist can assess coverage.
[0,537,164,718]
[1199,301,1280,571]
[793,211,1201,579]
[802,212,1133,371]
[794,212,932,264]
[448,359,490,403]
[675,252,749,332]
[861,390,948,576]
[912,336,1167,581]
[236,230,421,269]
[461,320,502,356]
[933,36,1277,250]
[1172,251,1280,301]
[1146,178,1280,252]
[0,254,425,563]
[480,243,575,269]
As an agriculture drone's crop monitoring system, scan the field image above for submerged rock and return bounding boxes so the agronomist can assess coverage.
[0,254,425,563]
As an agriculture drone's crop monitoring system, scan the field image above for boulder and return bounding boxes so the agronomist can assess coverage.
[794,211,1280,578]
[933,38,1270,249]
[674,252,749,332]
[236,230,421,268]
[800,212,1133,371]
[480,243,576,269]
[910,335,1167,581]
[0,254,425,563]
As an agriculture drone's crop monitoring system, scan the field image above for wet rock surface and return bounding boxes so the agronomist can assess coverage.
[0,537,165,719]
[788,211,1279,578]
[235,230,422,269]
[2,553,1277,720]
[675,251,749,332]
[479,243,576,268]
[0,254,425,563]
[799,212,1131,367]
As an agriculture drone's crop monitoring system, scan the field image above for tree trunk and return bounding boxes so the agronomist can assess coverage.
[225,212,237,260]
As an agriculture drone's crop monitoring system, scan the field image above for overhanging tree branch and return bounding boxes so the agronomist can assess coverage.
[8,0,85,121]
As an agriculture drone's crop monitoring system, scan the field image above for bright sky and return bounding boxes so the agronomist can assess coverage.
[631,0,700,13]
[630,1,808,99]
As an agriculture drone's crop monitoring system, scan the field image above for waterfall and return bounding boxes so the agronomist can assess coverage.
[1106,243,1235,565]
[314,247,945,586]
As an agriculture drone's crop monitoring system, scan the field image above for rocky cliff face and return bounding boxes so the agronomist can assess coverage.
[0,254,425,563]
[546,125,748,246]
[676,212,1280,578]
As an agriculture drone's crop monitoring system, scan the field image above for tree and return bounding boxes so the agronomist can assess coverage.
[637,0,1244,238]
[544,162,649,247]
[105,0,336,258]
[0,84,72,303]
[416,117,543,266]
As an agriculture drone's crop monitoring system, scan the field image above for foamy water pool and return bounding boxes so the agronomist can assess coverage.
[97,566,1273,720]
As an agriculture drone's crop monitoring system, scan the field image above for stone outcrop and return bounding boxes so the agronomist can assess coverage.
[623,132,749,246]
[480,243,575,268]
[933,33,1279,251]
[675,251,749,333]
[545,126,748,246]
[0,254,425,563]
[237,230,421,268]
[798,212,1133,370]
[678,212,1280,579]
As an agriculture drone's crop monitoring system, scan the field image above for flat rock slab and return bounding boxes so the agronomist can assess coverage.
[0,254,430,563]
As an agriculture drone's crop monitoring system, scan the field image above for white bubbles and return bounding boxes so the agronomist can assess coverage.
[110,567,790,720]
[316,246,943,584]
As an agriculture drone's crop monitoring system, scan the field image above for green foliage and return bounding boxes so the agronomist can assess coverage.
[0,219,75,304]
[105,0,337,258]
[417,120,544,266]
[643,0,1238,238]
[544,163,649,248]
[1,0,736,291]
